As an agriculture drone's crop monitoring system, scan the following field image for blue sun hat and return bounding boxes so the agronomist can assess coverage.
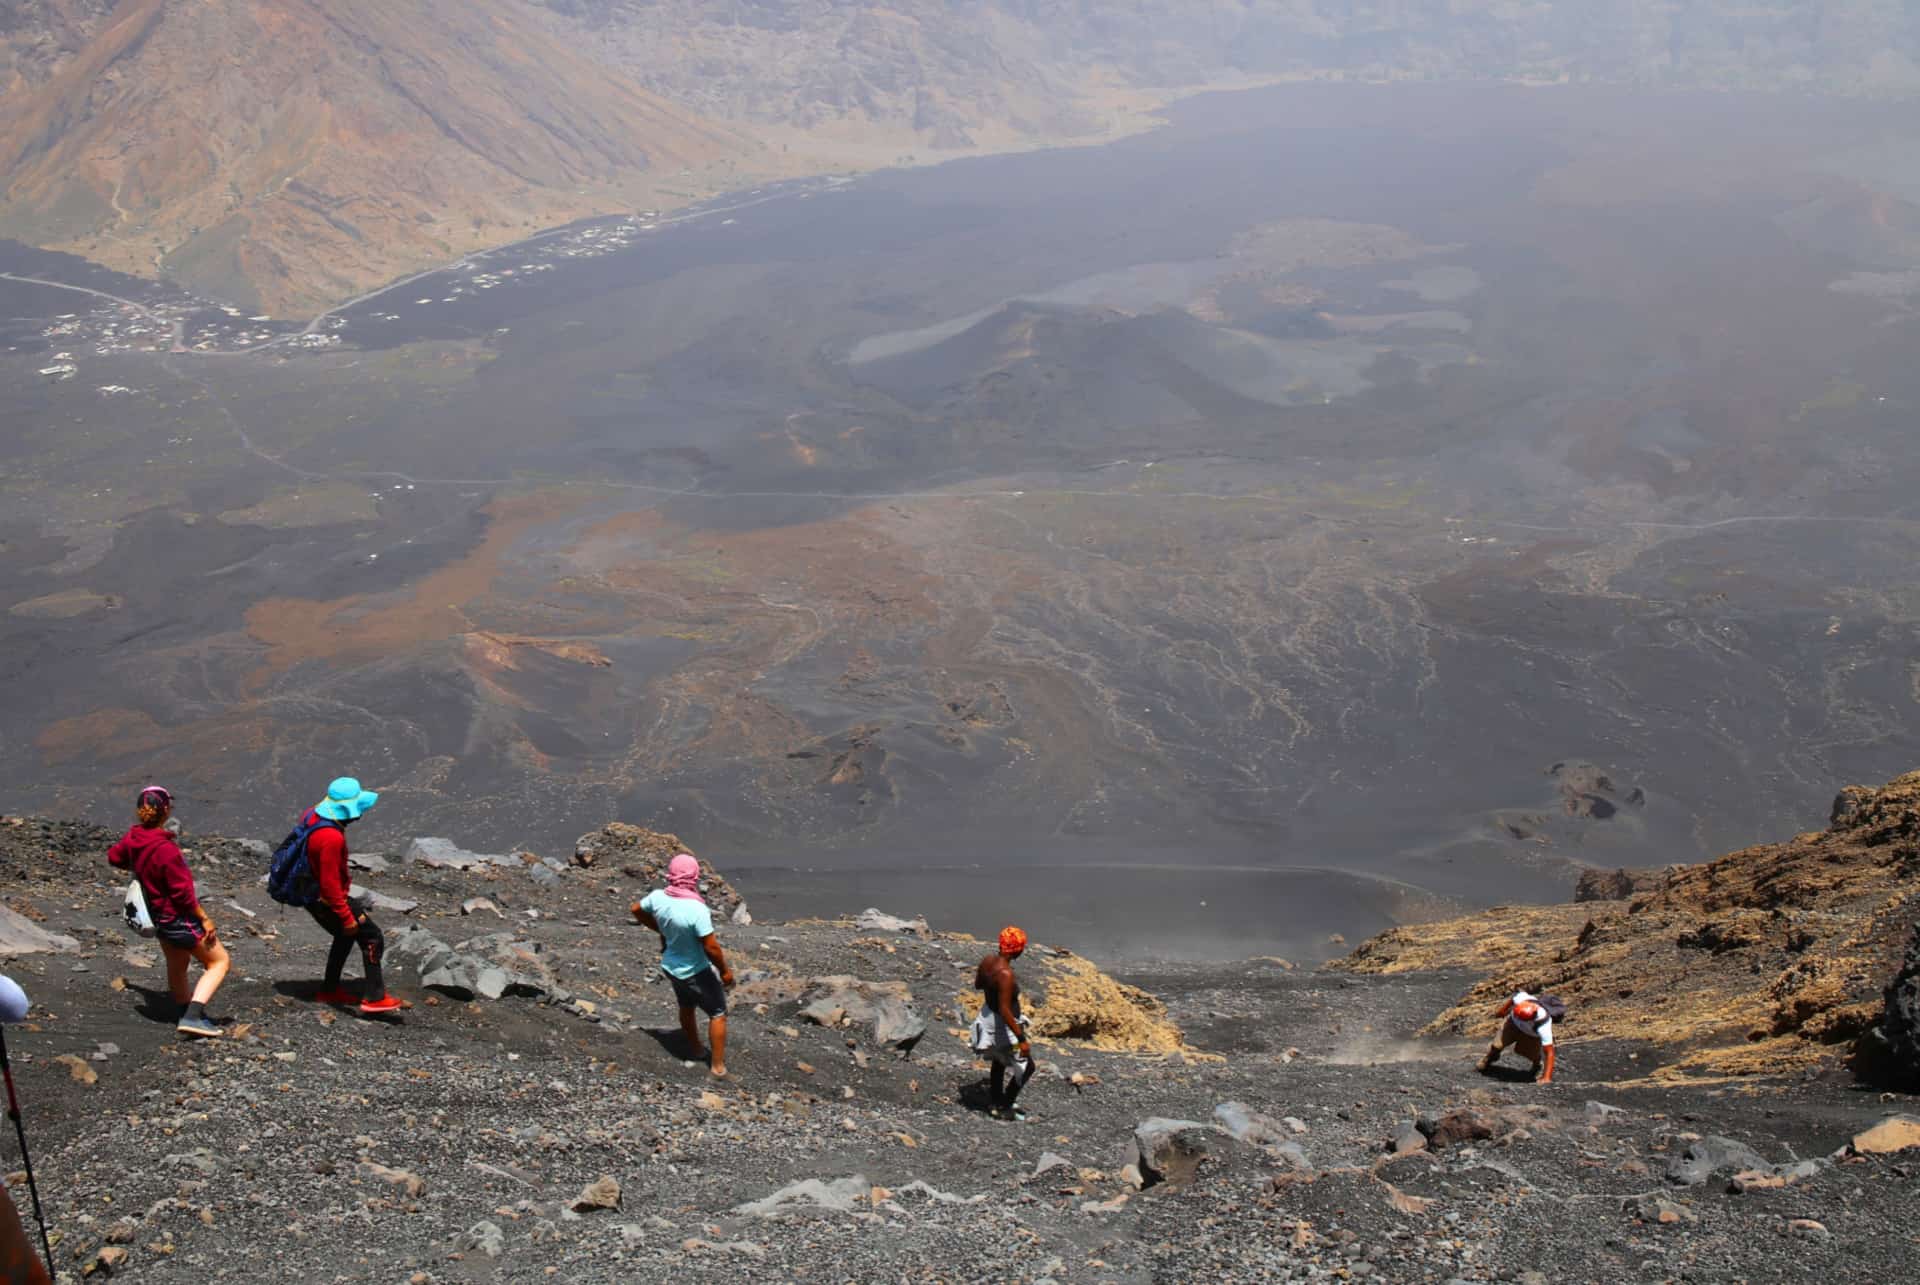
[315,776,379,822]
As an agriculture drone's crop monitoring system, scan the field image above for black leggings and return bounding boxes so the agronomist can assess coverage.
[307,904,384,996]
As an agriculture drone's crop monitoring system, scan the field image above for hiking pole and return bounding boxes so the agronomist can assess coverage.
[0,1028,53,1279]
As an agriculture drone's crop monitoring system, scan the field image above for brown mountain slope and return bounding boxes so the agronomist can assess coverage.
[1339,770,1920,1081]
[0,0,758,314]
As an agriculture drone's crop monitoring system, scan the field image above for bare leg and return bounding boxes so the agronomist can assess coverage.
[678,1005,709,1060]
[189,938,230,1007]
[163,944,193,1005]
[708,1014,728,1078]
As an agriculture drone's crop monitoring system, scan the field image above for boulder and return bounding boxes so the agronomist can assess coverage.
[1213,1102,1291,1148]
[790,977,925,1054]
[404,837,518,871]
[353,887,419,915]
[0,904,77,956]
[1213,1103,1313,1171]
[461,1221,505,1258]
[386,924,557,1002]
[1388,1119,1428,1156]
[570,1175,621,1213]
[1133,1118,1211,1188]
[1418,1109,1496,1149]
[573,823,749,922]
[855,908,928,935]
[1665,1136,1769,1187]
[347,851,389,873]
[732,1175,869,1218]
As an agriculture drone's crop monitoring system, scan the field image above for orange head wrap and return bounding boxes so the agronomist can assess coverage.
[1512,1000,1540,1023]
[998,925,1027,956]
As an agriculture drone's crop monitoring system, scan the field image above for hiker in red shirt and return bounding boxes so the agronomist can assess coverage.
[301,777,402,1015]
[107,786,229,1038]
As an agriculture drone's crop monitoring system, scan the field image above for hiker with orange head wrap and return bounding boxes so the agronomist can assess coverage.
[970,925,1037,1120]
[1478,990,1556,1084]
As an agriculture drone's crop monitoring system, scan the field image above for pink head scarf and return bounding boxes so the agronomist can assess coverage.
[664,853,704,902]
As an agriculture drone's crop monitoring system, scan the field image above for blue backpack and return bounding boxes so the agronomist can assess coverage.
[266,813,339,907]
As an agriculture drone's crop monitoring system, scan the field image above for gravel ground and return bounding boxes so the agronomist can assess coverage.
[0,815,1915,1283]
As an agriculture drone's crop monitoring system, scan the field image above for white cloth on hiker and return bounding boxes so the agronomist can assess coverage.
[1506,990,1554,1046]
[0,974,27,1024]
[970,1001,1024,1053]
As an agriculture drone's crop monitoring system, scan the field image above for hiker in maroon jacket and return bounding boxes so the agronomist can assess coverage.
[301,777,403,1015]
[107,786,229,1038]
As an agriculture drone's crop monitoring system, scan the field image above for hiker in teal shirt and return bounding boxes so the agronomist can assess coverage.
[632,854,734,1077]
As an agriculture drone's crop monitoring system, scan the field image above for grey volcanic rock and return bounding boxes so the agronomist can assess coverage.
[1133,1118,1211,1188]
[403,837,518,871]
[386,924,558,1002]
[353,887,419,914]
[734,1175,869,1218]
[1389,1119,1428,1155]
[1211,1101,1290,1148]
[791,976,926,1054]
[1666,1136,1769,1187]
[856,908,928,934]
[0,903,77,955]
[461,1221,505,1258]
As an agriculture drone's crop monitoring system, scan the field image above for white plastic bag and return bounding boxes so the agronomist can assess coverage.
[123,880,156,938]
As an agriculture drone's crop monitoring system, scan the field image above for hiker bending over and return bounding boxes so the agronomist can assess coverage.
[632,854,734,1077]
[1478,990,1556,1084]
[296,778,402,1015]
[108,786,229,1038]
[971,925,1037,1120]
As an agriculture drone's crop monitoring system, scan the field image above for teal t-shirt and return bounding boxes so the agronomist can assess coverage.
[640,889,715,979]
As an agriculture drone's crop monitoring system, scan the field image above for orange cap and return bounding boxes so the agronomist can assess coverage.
[998,925,1028,956]
[1513,1000,1540,1022]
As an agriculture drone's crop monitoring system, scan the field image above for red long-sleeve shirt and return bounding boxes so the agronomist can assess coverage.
[299,810,355,923]
[108,825,201,925]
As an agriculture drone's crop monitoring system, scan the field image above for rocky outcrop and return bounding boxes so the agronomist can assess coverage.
[1574,866,1664,902]
[0,0,754,314]
[735,973,927,1054]
[575,823,749,923]
[403,838,522,872]
[1342,770,1920,1081]
[0,902,77,955]
[386,924,562,1003]
[1855,924,1920,1091]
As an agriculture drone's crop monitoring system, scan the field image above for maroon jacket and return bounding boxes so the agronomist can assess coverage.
[300,809,356,924]
[108,825,202,925]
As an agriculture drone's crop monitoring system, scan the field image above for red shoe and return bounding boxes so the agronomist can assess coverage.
[359,994,404,1015]
[314,987,355,1006]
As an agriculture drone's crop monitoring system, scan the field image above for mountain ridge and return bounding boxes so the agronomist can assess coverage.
[8,1,1920,312]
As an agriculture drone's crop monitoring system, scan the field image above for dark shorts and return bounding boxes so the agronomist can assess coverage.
[668,966,727,1016]
[154,918,205,950]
